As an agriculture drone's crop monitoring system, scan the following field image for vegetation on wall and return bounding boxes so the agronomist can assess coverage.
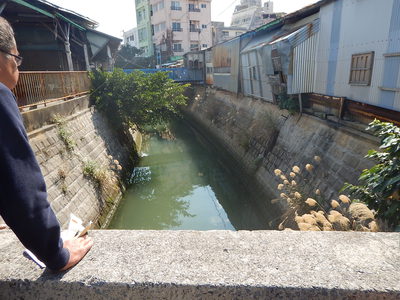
[90,69,189,131]
[276,91,299,113]
[343,120,400,228]
[273,120,400,231]
[52,114,76,151]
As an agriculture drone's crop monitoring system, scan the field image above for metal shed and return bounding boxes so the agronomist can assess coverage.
[314,0,400,112]
[212,38,241,93]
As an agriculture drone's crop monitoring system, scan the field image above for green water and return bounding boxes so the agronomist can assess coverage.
[109,121,279,230]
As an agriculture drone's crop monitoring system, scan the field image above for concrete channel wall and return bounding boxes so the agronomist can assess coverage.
[0,230,399,299]
[185,87,379,205]
[21,96,137,228]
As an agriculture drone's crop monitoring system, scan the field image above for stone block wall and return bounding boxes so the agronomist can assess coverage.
[185,87,378,209]
[25,104,136,228]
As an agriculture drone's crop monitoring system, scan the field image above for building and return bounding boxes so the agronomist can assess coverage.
[211,22,247,45]
[231,0,277,30]
[206,0,399,124]
[135,0,154,57]
[123,28,139,48]
[150,0,212,65]
[1,0,121,71]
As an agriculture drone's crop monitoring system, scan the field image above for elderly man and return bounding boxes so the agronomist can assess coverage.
[0,17,93,271]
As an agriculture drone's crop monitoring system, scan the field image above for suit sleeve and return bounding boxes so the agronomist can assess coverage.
[0,86,69,270]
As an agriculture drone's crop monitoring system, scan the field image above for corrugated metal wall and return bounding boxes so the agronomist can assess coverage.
[212,38,241,93]
[315,0,400,112]
[241,50,274,102]
[290,32,319,94]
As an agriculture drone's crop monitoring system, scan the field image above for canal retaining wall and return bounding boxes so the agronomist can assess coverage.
[20,96,138,228]
[0,230,399,299]
[185,87,378,207]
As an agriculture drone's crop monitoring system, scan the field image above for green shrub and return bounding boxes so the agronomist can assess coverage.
[277,91,299,113]
[343,120,400,228]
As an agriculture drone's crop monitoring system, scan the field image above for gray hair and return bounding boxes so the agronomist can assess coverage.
[0,17,16,52]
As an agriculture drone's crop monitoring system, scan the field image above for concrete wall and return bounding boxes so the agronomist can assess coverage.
[22,97,137,228]
[185,87,378,205]
[0,230,399,299]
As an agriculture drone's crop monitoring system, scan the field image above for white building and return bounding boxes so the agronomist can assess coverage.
[150,0,212,64]
[231,0,276,30]
[123,28,139,48]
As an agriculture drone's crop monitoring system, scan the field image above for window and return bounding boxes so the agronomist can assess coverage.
[138,28,147,41]
[152,1,165,13]
[271,49,282,72]
[202,24,207,29]
[154,22,166,33]
[349,52,374,85]
[190,43,199,51]
[171,1,181,10]
[172,22,182,31]
[190,21,200,32]
[201,4,206,8]
[202,44,207,48]
[222,31,229,37]
[189,3,200,12]
[173,43,183,52]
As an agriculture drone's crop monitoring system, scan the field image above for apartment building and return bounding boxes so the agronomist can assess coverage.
[135,0,154,57]
[123,28,139,48]
[150,0,212,64]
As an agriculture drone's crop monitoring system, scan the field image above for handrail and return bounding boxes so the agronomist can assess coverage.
[13,71,92,108]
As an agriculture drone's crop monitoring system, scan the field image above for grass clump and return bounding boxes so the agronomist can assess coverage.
[82,160,109,187]
[52,114,76,152]
[272,156,379,232]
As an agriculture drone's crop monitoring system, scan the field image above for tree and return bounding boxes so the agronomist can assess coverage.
[90,69,189,130]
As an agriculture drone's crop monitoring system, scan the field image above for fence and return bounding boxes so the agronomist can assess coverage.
[13,71,92,108]
[123,68,204,83]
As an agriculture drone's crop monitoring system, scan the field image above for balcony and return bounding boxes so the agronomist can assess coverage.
[188,8,200,12]
[172,28,183,32]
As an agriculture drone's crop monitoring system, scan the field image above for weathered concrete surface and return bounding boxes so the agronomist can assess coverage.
[185,87,379,204]
[0,230,399,299]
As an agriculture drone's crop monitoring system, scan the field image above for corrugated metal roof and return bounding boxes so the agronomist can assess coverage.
[269,18,320,47]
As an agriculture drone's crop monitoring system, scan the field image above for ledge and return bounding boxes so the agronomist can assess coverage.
[0,230,399,299]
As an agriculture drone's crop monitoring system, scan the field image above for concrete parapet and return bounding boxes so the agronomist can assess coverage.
[0,230,399,299]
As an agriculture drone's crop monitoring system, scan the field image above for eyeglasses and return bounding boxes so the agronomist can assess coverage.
[0,49,23,67]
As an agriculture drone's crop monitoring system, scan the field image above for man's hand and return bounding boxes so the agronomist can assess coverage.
[60,235,93,271]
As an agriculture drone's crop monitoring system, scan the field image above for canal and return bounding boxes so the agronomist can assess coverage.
[109,120,280,230]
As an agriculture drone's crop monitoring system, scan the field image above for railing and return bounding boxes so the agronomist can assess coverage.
[123,68,204,83]
[13,71,91,108]
[171,6,182,10]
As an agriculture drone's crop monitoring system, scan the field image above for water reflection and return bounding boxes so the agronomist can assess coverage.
[109,121,278,230]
